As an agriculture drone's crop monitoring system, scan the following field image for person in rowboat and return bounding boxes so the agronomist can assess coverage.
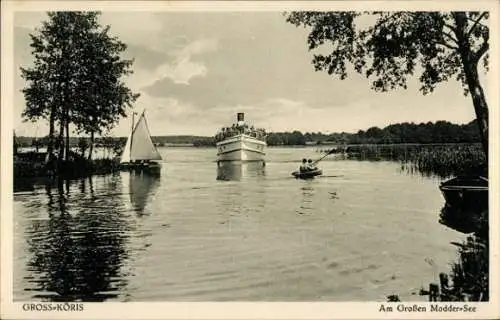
[299,158,309,173]
[307,159,318,171]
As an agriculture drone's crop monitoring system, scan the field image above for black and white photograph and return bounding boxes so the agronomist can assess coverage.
[1,1,498,319]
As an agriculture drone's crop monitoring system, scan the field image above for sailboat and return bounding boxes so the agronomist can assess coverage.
[120,110,163,171]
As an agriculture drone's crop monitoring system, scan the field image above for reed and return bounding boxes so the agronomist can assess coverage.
[428,209,489,302]
[338,143,486,178]
[14,155,120,179]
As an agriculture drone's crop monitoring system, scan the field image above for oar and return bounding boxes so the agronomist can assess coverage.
[312,148,336,165]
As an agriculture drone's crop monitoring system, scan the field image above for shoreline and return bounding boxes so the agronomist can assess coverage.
[13,142,486,181]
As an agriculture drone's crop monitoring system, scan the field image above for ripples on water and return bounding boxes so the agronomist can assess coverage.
[14,147,464,302]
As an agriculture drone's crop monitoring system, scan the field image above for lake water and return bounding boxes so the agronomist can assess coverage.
[13,147,464,302]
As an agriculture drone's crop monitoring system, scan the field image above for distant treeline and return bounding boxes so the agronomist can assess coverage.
[16,120,480,148]
[267,120,481,146]
[153,135,215,147]
[15,135,216,148]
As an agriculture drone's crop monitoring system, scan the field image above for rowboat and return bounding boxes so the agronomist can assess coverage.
[291,169,323,179]
[439,176,488,210]
[215,113,267,162]
[120,110,163,172]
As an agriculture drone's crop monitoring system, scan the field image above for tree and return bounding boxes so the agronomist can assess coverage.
[71,20,139,160]
[266,132,282,146]
[289,130,306,145]
[21,12,138,166]
[78,137,88,158]
[31,138,41,152]
[13,131,19,155]
[285,11,489,155]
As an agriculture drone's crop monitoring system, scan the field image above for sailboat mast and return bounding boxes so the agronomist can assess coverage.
[131,112,136,162]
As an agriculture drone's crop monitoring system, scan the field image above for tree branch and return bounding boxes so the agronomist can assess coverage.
[437,40,459,51]
[467,12,488,38]
[443,22,457,33]
[474,42,489,64]
[465,14,487,25]
[443,31,459,46]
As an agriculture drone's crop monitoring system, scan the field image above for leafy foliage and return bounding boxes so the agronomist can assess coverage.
[285,11,488,95]
[71,21,139,137]
[266,131,306,146]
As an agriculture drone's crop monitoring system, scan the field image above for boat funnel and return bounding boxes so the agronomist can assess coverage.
[237,113,244,122]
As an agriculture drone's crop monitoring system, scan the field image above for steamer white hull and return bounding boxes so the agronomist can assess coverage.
[216,134,266,162]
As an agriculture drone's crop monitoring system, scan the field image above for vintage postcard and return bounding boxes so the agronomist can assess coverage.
[1,0,499,319]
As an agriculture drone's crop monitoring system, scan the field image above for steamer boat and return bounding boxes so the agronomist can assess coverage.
[215,113,266,162]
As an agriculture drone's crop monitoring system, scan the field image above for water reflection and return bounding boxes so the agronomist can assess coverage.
[297,184,315,215]
[439,185,488,235]
[439,204,488,235]
[24,177,130,301]
[216,162,265,181]
[127,171,160,214]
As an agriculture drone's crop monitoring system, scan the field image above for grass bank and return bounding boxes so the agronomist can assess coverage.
[14,152,120,180]
[333,143,486,179]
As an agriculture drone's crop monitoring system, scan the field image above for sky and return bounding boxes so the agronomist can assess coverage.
[13,11,485,137]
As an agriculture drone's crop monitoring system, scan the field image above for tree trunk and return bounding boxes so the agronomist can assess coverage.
[46,104,56,161]
[13,132,18,155]
[462,60,489,157]
[453,12,489,157]
[88,131,94,161]
[65,109,70,161]
[57,119,65,171]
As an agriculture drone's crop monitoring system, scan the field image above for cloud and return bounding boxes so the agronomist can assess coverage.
[163,38,218,85]
[100,12,219,90]
[125,38,217,92]
[180,38,218,57]
[123,44,175,71]
[109,93,221,136]
[171,58,207,84]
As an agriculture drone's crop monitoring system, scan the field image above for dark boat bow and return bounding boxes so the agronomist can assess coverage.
[439,176,488,210]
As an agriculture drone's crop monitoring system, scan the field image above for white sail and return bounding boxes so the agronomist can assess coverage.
[120,132,133,163]
[120,112,162,163]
